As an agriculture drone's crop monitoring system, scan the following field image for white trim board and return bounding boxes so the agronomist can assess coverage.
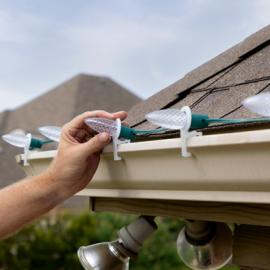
[17,129,270,204]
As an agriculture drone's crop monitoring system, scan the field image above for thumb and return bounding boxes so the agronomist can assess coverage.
[79,132,111,157]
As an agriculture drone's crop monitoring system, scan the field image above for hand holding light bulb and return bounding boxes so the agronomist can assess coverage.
[0,110,127,239]
[46,110,127,196]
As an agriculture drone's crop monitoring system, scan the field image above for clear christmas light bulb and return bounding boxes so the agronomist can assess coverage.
[242,92,270,116]
[84,118,121,138]
[2,133,32,165]
[146,109,188,130]
[2,133,29,148]
[39,126,61,142]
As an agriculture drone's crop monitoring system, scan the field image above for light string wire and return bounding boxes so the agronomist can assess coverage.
[207,117,270,124]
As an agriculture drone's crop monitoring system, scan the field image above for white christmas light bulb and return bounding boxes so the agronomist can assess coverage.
[84,118,121,138]
[146,109,188,130]
[2,133,29,148]
[39,126,61,142]
[2,133,32,165]
[242,92,270,116]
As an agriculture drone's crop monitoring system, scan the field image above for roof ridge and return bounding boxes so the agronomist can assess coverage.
[9,73,114,112]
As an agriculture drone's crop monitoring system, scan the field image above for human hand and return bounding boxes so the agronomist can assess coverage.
[46,110,127,197]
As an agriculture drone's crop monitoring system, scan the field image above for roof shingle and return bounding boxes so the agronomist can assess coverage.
[127,25,270,130]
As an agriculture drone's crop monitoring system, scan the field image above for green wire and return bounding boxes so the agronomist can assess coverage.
[133,127,169,135]
[42,139,54,144]
[123,117,270,138]
[207,117,270,124]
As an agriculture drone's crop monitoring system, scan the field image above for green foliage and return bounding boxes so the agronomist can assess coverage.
[131,217,188,270]
[0,211,239,270]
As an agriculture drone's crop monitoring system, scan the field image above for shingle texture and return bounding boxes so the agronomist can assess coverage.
[127,25,270,131]
[0,74,141,194]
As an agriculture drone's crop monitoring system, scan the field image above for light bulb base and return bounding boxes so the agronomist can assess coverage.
[30,138,43,149]
[185,221,216,246]
[118,215,157,254]
[119,125,136,141]
[191,114,210,129]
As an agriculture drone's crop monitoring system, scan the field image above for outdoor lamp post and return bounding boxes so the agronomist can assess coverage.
[176,220,233,270]
[77,216,157,270]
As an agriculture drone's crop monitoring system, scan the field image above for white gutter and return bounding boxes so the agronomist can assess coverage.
[16,129,270,204]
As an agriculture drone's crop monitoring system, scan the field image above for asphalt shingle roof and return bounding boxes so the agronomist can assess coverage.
[127,25,270,131]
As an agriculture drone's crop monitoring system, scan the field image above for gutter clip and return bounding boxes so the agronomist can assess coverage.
[113,119,130,161]
[112,137,130,161]
[23,133,32,166]
[180,106,202,157]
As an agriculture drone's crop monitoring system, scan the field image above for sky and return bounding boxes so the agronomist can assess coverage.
[0,0,269,112]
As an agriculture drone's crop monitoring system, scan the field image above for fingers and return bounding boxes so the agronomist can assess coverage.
[62,110,127,141]
[63,111,108,131]
[63,110,127,131]
[111,111,128,121]
[78,132,111,157]
[73,129,92,143]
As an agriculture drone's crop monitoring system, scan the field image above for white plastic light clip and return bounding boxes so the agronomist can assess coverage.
[179,106,202,157]
[84,117,132,161]
[1,132,32,166]
[112,119,130,161]
[23,133,32,166]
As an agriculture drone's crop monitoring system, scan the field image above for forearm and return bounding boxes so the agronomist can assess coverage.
[0,172,70,239]
[0,111,122,239]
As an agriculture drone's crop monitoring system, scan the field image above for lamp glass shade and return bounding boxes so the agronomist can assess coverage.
[77,241,129,270]
[38,126,61,142]
[2,133,28,148]
[176,223,232,270]
[242,92,270,117]
[85,118,119,137]
[146,109,187,130]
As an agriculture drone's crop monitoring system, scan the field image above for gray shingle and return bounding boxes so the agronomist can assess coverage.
[191,81,270,118]
[127,25,270,128]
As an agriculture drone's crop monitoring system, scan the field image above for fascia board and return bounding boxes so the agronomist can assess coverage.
[16,129,270,204]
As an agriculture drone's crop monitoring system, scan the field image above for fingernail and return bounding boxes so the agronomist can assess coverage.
[98,132,110,143]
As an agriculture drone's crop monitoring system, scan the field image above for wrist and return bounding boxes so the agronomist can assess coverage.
[38,170,71,204]
[42,168,79,201]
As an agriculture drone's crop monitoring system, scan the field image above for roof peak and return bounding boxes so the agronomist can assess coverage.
[72,73,110,81]
[7,73,122,112]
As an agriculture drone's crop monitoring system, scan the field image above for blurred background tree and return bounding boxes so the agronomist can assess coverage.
[0,211,239,270]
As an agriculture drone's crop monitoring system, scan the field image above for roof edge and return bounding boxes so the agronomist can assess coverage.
[127,24,270,126]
